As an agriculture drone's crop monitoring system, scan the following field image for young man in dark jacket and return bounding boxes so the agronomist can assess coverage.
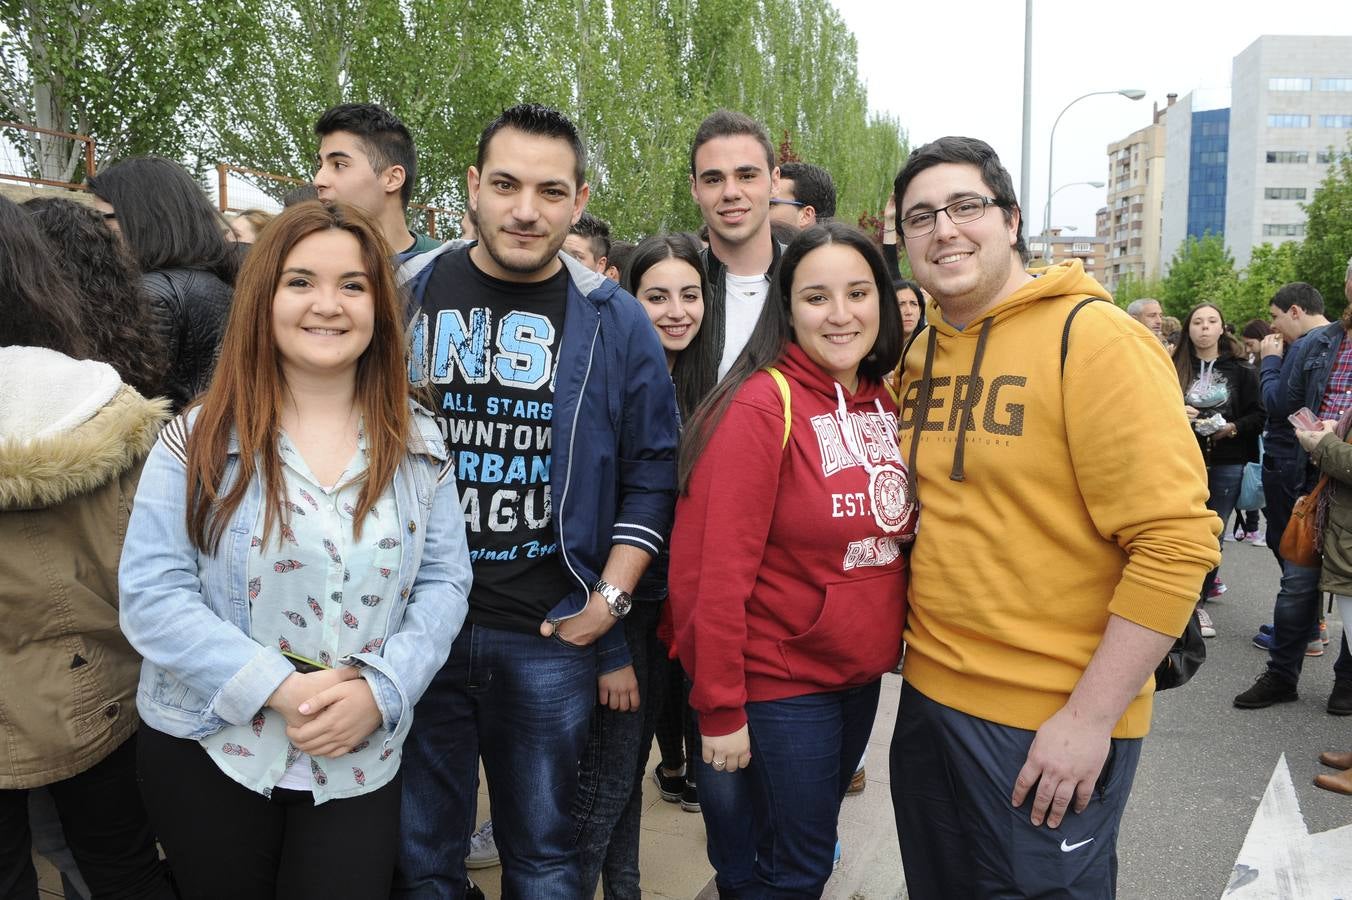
[392,104,678,899]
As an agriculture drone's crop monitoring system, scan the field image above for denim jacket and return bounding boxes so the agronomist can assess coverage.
[119,402,472,752]
[398,246,679,673]
[1284,321,1346,486]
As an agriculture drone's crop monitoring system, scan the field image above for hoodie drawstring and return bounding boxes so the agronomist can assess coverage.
[949,318,994,482]
[908,327,939,479]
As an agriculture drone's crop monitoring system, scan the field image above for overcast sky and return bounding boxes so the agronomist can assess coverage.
[830,0,1352,238]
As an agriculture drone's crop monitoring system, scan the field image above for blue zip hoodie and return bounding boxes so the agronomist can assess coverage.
[398,242,679,671]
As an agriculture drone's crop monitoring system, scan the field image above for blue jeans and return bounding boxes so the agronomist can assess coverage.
[395,624,597,899]
[700,683,880,899]
[572,601,662,899]
[1201,464,1244,601]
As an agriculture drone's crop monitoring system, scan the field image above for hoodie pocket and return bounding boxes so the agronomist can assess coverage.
[777,569,906,685]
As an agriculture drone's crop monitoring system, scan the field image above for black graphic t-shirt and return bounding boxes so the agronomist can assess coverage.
[416,248,572,633]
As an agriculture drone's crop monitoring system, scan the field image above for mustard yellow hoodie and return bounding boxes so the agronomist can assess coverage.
[897,260,1221,738]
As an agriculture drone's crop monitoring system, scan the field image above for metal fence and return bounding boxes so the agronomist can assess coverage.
[216,163,460,238]
[0,121,96,191]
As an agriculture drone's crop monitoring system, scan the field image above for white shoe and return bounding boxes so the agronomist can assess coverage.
[466,819,500,870]
[1196,607,1216,639]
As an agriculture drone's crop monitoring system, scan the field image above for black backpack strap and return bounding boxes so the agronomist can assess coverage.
[1060,297,1107,376]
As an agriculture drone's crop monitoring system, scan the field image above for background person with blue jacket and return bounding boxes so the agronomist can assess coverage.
[393,104,679,899]
[119,201,471,895]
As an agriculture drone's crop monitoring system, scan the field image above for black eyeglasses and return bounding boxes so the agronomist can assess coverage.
[899,196,1001,238]
[769,198,806,208]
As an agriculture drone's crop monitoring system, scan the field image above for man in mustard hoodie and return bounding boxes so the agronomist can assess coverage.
[889,136,1221,898]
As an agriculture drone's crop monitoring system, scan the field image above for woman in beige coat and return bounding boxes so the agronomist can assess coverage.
[0,196,174,898]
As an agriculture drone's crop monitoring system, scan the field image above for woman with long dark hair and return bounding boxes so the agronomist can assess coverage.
[1173,302,1263,637]
[570,231,711,896]
[118,201,472,893]
[670,222,915,896]
[0,196,175,898]
[24,197,166,398]
[89,156,240,411]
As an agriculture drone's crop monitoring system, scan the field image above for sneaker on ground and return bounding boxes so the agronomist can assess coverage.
[1247,531,1266,545]
[466,819,499,870]
[681,780,700,813]
[1307,639,1325,657]
[652,764,684,803]
[1234,670,1299,708]
[1259,623,1274,635]
[1196,607,1216,638]
[1253,631,1274,651]
[846,766,866,795]
[1321,621,1330,645]
[1225,529,1239,542]
[1207,580,1227,599]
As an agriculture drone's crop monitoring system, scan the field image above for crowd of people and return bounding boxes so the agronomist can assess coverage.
[0,96,1347,900]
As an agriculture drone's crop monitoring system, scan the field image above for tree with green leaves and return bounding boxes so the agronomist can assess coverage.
[1111,273,1165,309]
[1235,241,1300,324]
[0,0,249,181]
[1296,134,1352,318]
[1161,233,1239,319]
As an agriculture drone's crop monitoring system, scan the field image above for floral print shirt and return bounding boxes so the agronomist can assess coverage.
[202,429,403,802]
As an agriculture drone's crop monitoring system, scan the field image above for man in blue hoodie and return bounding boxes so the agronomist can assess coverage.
[392,104,678,899]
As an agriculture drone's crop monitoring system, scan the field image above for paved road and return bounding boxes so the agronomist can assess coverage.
[1120,534,1351,898]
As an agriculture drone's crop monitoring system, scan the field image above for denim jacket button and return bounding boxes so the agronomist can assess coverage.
[407,520,416,534]
[401,588,410,599]
[104,702,120,720]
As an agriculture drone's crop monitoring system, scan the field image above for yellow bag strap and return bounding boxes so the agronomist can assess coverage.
[764,366,792,449]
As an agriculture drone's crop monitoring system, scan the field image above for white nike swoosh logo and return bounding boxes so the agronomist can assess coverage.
[1060,838,1094,852]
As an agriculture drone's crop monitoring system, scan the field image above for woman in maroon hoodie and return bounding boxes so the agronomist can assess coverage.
[670,222,915,897]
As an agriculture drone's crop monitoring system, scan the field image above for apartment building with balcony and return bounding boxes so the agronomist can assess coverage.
[1101,103,1168,292]
[1028,228,1106,279]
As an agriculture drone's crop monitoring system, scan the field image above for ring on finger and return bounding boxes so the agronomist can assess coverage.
[713,759,726,770]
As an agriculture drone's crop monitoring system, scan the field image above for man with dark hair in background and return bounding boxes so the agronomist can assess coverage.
[313,102,440,255]
[563,211,611,273]
[688,109,782,383]
[770,161,835,230]
[1235,279,1352,712]
[392,103,677,899]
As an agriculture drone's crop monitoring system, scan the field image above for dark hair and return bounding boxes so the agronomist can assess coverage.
[625,232,716,418]
[894,277,923,297]
[778,162,836,219]
[283,183,320,207]
[570,211,611,261]
[315,103,418,208]
[477,104,586,189]
[186,201,409,552]
[0,196,90,357]
[679,222,902,490]
[1241,319,1271,341]
[689,109,775,177]
[87,156,239,283]
[606,240,635,281]
[1172,302,1241,391]
[23,198,166,396]
[1270,281,1325,315]
[770,220,801,247]
[893,136,1028,263]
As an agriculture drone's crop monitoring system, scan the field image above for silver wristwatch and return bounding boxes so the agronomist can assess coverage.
[593,578,633,618]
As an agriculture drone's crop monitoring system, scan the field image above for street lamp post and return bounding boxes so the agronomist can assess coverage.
[1039,181,1105,262]
[1043,89,1145,263]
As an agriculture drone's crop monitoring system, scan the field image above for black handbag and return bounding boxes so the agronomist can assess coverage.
[1153,612,1206,691]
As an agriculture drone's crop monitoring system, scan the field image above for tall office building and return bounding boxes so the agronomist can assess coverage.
[1225,35,1352,267]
